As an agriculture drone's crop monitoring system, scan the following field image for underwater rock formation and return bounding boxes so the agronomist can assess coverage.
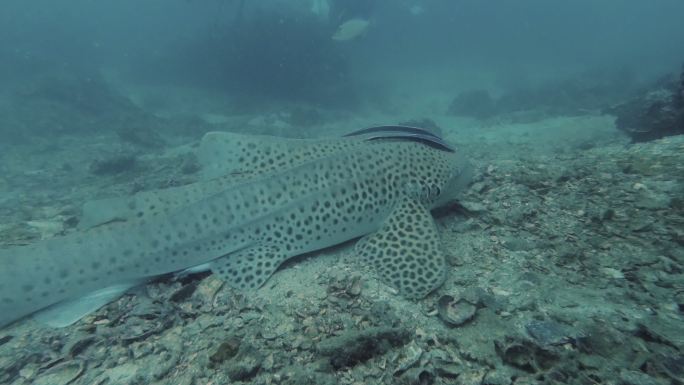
[5,71,168,145]
[449,68,638,122]
[317,327,411,369]
[608,66,684,142]
[448,89,498,119]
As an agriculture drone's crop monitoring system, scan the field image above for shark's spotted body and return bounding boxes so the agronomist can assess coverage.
[0,130,471,328]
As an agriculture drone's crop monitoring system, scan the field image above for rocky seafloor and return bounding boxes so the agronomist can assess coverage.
[0,103,682,385]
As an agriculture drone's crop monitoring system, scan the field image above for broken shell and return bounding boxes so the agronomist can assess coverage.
[525,320,575,347]
[427,349,462,378]
[500,344,535,372]
[659,354,684,382]
[262,353,275,371]
[397,367,435,385]
[394,341,424,375]
[437,295,477,327]
[495,339,560,373]
[120,316,170,344]
[26,220,64,240]
[433,358,461,378]
[66,336,96,357]
[328,272,363,298]
[347,276,363,296]
[34,360,85,385]
[209,336,241,367]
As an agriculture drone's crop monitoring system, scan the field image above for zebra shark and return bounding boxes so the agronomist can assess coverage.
[0,127,472,328]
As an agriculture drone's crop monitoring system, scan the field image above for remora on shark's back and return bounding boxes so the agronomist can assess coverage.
[0,127,472,328]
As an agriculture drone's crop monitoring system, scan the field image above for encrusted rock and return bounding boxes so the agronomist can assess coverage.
[210,338,262,381]
[89,154,137,175]
[525,320,576,347]
[494,338,560,373]
[328,272,363,298]
[317,327,411,369]
[437,295,477,327]
[209,336,242,368]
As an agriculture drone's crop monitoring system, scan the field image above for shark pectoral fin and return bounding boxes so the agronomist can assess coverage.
[32,280,143,327]
[356,196,447,299]
[210,245,286,291]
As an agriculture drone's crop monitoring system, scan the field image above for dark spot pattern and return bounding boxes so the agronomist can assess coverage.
[212,245,283,290]
[205,136,461,299]
[1,133,467,326]
[355,196,447,299]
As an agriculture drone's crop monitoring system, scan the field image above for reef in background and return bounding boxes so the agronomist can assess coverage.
[607,65,684,142]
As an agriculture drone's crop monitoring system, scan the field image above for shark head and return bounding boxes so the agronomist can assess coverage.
[396,142,473,210]
[345,125,472,209]
[432,148,473,208]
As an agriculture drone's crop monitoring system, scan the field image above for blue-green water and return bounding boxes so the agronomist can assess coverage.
[0,1,682,384]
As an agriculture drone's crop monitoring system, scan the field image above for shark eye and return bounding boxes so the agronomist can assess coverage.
[433,185,441,197]
[428,184,441,198]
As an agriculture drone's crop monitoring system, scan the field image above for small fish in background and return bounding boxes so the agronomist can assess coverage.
[310,0,331,20]
[332,18,370,41]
